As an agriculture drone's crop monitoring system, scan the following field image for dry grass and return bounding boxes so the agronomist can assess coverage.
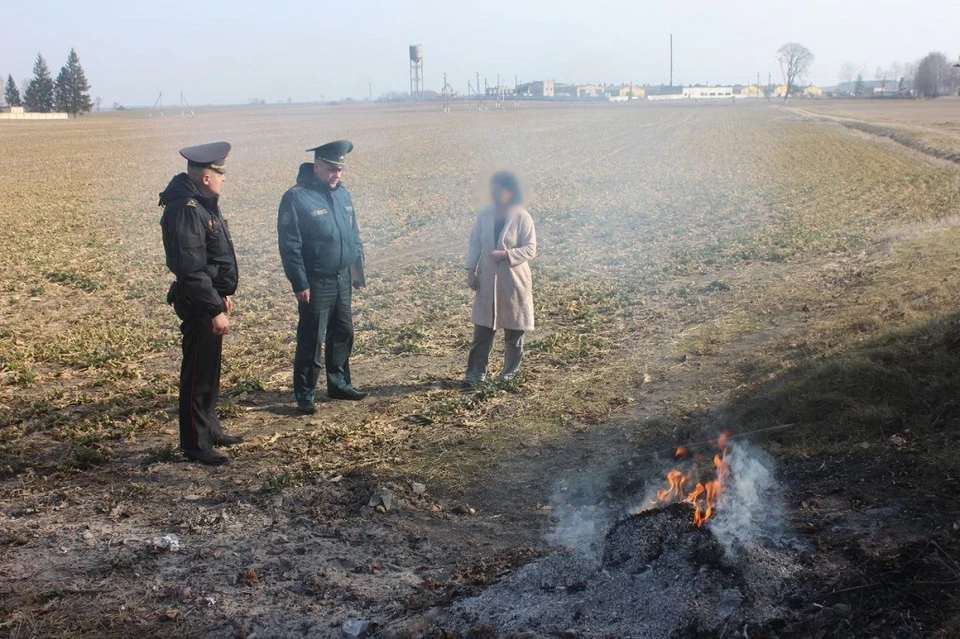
[789,96,960,162]
[2,101,960,636]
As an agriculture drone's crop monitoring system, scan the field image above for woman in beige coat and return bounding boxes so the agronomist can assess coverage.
[463,171,537,386]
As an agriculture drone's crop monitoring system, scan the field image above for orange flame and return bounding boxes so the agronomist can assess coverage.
[654,433,731,527]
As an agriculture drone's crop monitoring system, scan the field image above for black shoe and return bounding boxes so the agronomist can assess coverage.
[183,449,229,466]
[296,400,317,414]
[328,387,369,401]
[214,434,244,447]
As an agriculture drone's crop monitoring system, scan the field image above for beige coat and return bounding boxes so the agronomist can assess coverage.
[465,205,537,331]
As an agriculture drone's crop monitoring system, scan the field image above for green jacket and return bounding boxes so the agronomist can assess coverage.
[277,163,363,292]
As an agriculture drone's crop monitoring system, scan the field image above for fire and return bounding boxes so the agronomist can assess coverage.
[653,432,731,527]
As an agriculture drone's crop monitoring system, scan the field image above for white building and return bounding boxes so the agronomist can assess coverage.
[0,106,69,120]
[682,87,734,99]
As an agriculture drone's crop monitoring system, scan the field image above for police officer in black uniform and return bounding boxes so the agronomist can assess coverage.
[277,140,367,414]
[160,142,243,465]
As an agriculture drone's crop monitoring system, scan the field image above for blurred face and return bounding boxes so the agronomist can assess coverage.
[491,184,514,208]
[314,161,343,188]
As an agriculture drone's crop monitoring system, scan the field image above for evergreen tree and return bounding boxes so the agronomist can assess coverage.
[24,54,55,112]
[4,74,22,107]
[54,48,93,116]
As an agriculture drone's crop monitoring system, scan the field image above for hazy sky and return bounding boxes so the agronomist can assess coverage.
[3,0,958,105]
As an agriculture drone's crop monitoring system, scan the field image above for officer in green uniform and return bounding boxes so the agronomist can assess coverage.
[277,140,367,414]
[160,142,243,466]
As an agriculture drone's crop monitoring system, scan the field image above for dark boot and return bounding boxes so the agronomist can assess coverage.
[328,387,368,401]
[183,449,229,466]
[297,399,317,414]
[214,434,244,447]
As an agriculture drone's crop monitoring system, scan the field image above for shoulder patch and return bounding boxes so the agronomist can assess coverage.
[185,198,198,208]
[280,211,292,226]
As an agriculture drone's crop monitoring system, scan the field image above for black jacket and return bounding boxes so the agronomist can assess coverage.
[277,163,363,292]
[159,173,238,316]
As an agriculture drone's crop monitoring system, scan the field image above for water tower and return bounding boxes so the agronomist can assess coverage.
[409,44,424,101]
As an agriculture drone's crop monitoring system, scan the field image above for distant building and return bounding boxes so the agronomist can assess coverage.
[825,79,902,97]
[740,85,766,97]
[485,86,516,98]
[554,83,579,98]
[683,86,734,99]
[802,86,824,97]
[645,85,684,101]
[616,85,645,98]
[0,106,68,120]
[517,80,555,97]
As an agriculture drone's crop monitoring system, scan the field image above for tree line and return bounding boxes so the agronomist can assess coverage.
[838,52,960,98]
[3,49,93,116]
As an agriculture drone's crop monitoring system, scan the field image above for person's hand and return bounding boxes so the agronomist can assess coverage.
[352,282,363,290]
[489,249,508,263]
[466,271,479,291]
[212,313,230,336]
[223,295,233,314]
[295,289,310,304]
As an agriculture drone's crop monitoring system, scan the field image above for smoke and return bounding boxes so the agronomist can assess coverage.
[543,469,618,562]
[545,503,607,560]
[710,441,782,553]
[542,437,782,561]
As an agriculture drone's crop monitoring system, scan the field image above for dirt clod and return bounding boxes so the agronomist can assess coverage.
[241,568,259,586]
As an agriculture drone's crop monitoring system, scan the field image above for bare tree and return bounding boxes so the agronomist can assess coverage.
[913,52,959,97]
[839,61,857,86]
[777,43,814,102]
[889,61,904,82]
[874,66,887,94]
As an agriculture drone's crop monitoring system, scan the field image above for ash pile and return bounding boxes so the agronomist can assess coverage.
[441,439,807,637]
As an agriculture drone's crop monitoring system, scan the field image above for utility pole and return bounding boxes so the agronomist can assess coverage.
[756,72,760,102]
[442,72,450,113]
[669,34,674,87]
[767,72,771,102]
[180,92,195,116]
[149,91,163,118]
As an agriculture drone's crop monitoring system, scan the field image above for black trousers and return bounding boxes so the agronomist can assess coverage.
[176,305,225,454]
[293,270,354,402]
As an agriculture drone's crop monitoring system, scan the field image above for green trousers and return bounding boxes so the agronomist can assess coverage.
[293,270,354,401]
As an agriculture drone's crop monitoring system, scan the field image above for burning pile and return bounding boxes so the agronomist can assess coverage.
[652,431,731,527]
[438,435,800,637]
